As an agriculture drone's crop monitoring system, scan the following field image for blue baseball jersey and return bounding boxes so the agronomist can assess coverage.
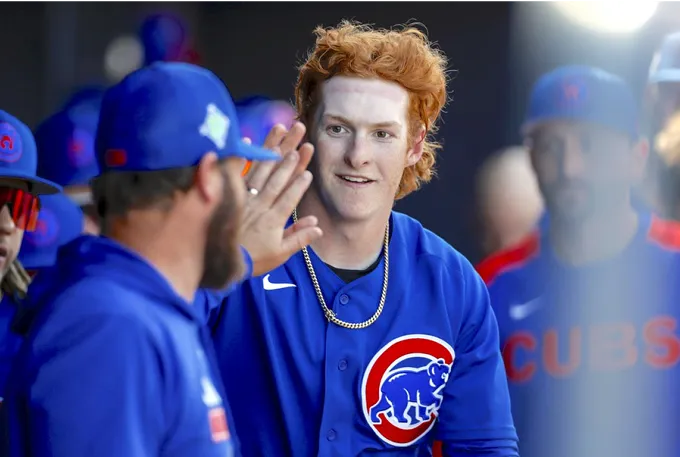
[479,214,680,457]
[209,211,518,457]
[3,236,236,457]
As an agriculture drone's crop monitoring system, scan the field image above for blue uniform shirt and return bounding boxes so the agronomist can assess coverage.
[210,212,518,457]
[479,214,680,457]
[0,295,22,400]
[3,236,236,457]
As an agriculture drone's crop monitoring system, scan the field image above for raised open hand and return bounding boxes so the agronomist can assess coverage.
[240,122,321,276]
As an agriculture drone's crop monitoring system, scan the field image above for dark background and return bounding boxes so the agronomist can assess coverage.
[2,1,677,262]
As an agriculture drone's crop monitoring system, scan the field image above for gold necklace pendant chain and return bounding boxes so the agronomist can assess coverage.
[292,209,389,330]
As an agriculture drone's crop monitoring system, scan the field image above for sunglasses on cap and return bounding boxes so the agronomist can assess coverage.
[0,188,40,231]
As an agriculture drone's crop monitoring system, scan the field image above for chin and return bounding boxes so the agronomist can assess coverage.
[332,199,379,222]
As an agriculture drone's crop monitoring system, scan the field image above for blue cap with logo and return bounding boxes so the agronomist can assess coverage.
[523,65,638,138]
[19,192,84,270]
[35,109,99,188]
[0,110,62,195]
[649,32,680,83]
[95,62,280,173]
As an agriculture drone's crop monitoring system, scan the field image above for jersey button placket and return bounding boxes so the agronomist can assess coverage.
[319,291,354,455]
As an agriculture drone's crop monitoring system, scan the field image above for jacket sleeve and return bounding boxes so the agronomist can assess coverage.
[19,314,168,457]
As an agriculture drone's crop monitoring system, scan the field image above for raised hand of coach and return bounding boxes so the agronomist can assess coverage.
[240,121,322,276]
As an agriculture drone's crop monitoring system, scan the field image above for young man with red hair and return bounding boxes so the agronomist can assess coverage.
[210,21,517,456]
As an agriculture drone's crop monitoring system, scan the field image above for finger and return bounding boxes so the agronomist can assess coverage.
[257,151,301,207]
[294,142,314,177]
[283,216,318,236]
[280,226,323,258]
[246,148,286,192]
[281,142,314,191]
[262,124,288,150]
[278,122,306,154]
[246,126,287,186]
[272,170,313,220]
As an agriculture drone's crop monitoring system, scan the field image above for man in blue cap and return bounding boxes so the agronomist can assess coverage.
[0,110,62,401]
[35,109,100,234]
[18,193,84,276]
[3,61,321,457]
[0,195,84,414]
[478,65,680,457]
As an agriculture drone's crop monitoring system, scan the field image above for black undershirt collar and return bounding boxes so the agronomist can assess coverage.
[324,223,393,283]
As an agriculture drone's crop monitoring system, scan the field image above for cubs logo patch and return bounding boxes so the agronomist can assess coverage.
[361,334,455,447]
[0,122,22,163]
[68,128,95,167]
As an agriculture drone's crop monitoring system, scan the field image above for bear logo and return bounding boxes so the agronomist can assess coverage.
[361,334,455,447]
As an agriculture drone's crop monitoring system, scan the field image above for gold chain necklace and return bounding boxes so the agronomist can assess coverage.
[292,208,389,330]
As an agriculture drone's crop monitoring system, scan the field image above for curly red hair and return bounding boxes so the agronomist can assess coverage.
[295,21,449,199]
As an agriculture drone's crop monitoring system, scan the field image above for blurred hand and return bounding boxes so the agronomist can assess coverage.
[240,122,322,276]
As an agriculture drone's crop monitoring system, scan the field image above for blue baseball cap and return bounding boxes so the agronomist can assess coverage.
[0,111,61,195]
[35,109,99,188]
[95,62,280,173]
[523,65,638,138]
[649,32,680,83]
[62,86,106,118]
[19,192,83,270]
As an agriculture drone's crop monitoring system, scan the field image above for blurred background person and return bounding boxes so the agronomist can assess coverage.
[3,194,85,412]
[17,193,84,278]
[652,110,680,225]
[35,109,100,235]
[475,145,544,257]
[478,65,680,457]
[642,31,680,218]
[0,110,62,403]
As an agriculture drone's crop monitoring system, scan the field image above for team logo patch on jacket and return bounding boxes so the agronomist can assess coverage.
[362,334,455,447]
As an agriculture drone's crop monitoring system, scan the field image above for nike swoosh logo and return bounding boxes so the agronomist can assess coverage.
[263,274,297,291]
[509,298,542,321]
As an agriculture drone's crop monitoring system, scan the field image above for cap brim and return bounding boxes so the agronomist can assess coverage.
[649,69,680,83]
[0,170,62,195]
[232,141,282,162]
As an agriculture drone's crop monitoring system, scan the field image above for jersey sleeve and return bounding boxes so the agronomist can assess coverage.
[23,313,167,457]
[434,261,519,457]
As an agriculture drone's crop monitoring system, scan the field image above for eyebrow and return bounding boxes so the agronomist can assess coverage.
[323,114,402,130]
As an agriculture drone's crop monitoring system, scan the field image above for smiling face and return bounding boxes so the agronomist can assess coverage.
[307,76,424,222]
